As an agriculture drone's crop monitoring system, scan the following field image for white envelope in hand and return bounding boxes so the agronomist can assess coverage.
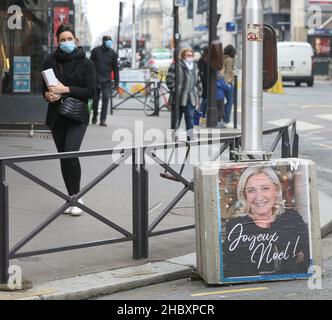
[42,68,58,87]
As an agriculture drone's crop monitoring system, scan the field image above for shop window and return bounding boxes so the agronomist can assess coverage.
[197,0,208,14]
[0,2,48,95]
[188,0,194,19]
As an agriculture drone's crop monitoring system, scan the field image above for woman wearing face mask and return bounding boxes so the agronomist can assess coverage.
[42,23,96,217]
[166,48,202,140]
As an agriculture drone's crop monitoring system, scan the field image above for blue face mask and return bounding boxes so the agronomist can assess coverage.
[104,40,113,49]
[60,41,76,54]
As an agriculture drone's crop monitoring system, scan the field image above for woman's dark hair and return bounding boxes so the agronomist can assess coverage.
[56,23,76,39]
[224,45,236,58]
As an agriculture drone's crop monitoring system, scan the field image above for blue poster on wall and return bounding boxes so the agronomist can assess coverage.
[13,56,31,93]
[14,56,31,75]
[14,75,31,93]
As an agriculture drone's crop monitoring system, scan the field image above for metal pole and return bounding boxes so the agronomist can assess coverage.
[132,149,149,260]
[206,0,219,128]
[241,0,264,154]
[233,75,238,129]
[0,161,9,285]
[173,1,181,132]
[131,0,137,69]
[117,1,123,56]
[109,84,114,116]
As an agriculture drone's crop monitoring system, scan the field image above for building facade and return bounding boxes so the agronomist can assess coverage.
[74,0,92,49]
[137,0,164,52]
[307,0,332,76]
[181,0,331,76]
[0,0,92,127]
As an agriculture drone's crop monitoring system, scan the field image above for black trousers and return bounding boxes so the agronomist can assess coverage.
[51,123,87,196]
[93,80,111,122]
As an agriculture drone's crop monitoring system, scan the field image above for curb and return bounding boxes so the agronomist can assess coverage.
[319,191,332,238]
[0,257,195,301]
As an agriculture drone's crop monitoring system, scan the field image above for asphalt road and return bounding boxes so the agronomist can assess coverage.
[262,81,332,198]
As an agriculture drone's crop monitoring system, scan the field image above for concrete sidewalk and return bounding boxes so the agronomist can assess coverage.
[0,107,332,300]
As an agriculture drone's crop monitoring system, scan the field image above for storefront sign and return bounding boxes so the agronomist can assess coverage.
[309,36,332,57]
[53,7,70,45]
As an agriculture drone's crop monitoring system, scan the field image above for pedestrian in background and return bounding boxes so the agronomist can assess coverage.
[42,23,96,216]
[216,45,236,129]
[197,46,208,119]
[166,48,202,140]
[90,35,119,127]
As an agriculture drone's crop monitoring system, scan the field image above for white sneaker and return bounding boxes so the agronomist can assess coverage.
[63,206,73,215]
[216,121,226,129]
[224,122,234,129]
[71,199,84,217]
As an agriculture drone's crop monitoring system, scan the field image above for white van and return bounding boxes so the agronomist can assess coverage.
[277,42,315,87]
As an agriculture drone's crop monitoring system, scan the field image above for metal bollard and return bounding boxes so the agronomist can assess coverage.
[132,149,149,260]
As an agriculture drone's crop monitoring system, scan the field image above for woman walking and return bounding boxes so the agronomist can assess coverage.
[166,48,202,140]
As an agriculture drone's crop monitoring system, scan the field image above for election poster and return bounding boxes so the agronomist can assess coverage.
[219,161,313,281]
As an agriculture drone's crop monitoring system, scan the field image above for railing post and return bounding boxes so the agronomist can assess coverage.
[132,148,149,260]
[229,137,241,161]
[0,160,9,285]
[153,81,160,117]
[233,75,238,129]
[292,133,299,158]
[291,122,299,158]
[282,128,291,158]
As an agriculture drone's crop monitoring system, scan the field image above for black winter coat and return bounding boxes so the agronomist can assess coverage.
[42,47,97,128]
[90,45,119,86]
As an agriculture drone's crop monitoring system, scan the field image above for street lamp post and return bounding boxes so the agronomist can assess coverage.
[241,0,264,155]
[117,1,123,56]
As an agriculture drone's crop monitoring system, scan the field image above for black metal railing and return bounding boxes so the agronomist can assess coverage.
[0,121,299,284]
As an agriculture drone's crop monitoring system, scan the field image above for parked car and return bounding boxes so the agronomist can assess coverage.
[277,42,315,87]
[146,48,173,72]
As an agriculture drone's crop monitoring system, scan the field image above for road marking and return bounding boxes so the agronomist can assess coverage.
[302,105,332,109]
[268,119,323,132]
[149,202,164,214]
[191,287,268,298]
[316,143,332,150]
[315,114,332,121]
